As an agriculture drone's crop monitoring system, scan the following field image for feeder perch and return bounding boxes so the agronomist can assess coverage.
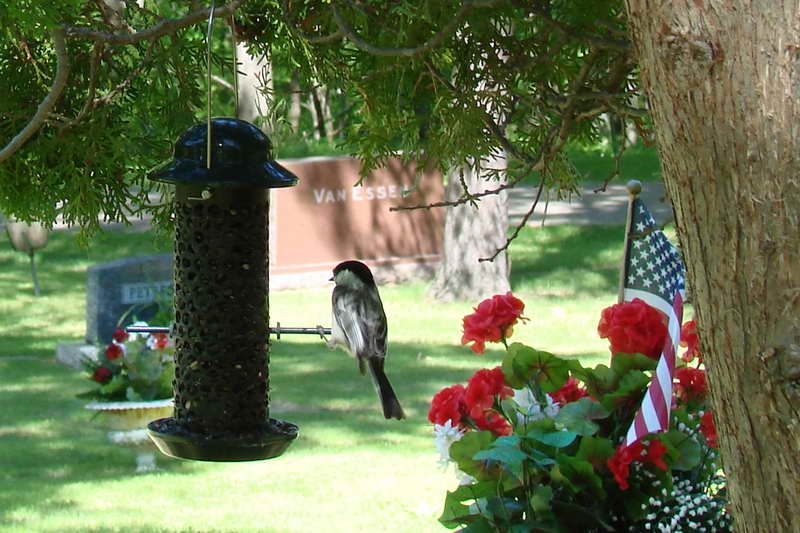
[146,117,299,462]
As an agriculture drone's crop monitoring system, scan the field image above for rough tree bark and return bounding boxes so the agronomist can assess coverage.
[625,2,800,531]
[429,159,511,302]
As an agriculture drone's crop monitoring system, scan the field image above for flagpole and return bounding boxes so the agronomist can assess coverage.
[618,180,642,303]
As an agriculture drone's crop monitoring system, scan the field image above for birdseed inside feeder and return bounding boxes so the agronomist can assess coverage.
[145,117,299,461]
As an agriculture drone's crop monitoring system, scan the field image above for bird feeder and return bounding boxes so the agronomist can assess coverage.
[145,117,299,461]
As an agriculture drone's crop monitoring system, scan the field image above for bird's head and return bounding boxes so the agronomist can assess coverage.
[331,260,376,288]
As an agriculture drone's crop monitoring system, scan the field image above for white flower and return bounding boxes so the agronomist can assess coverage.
[433,420,466,469]
[513,387,560,424]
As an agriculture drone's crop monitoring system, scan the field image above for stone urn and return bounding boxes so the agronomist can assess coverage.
[85,399,174,472]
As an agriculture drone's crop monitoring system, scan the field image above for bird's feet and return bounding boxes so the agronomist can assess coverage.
[316,325,331,346]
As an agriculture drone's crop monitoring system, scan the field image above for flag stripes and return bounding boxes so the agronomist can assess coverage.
[619,195,685,448]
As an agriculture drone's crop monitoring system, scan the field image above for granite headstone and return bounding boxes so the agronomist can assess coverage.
[86,254,173,343]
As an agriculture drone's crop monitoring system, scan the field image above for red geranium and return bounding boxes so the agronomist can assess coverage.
[461,292,527,354]
[465,367,514,412]
[92,367,113,384]
[152,333,169,350]
[474,410,513,436]
[463,367,514,436]
[548,377,589,406]
[700,410,719,449]
[111,328,129,343]
[680,320,702,363]
[674,366,707,403]
[428,384,468,427]
[642,438,669,470]
[607,439,668,490]
[607,441,644,490]
[597,298,668,360]
[105,343,123,361]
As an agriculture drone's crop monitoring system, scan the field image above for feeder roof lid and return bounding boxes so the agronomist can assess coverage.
[149,118,299,188]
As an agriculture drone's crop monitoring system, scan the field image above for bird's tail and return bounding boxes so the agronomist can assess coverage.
[368,358,405,420]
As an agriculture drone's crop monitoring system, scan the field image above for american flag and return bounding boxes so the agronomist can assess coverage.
[621,196,685,447]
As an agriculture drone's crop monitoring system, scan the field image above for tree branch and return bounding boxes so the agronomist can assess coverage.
[63,0,245,45]
[61,40,105,131]
[0,27,70,164]
[279,0,343,44]
[331,0,497,57]
[479,177,547,262]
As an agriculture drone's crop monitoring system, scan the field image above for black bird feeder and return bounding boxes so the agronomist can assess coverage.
[146,117,300,461]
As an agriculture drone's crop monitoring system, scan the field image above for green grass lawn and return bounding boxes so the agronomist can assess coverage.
[0,223,631,533]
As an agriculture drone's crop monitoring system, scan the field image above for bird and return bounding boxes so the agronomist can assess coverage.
[317,260,405,420]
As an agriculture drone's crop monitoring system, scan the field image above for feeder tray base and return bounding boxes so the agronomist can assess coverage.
[147,417,298,462]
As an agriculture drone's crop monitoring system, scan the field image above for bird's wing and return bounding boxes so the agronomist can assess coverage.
[362,286,387,357]
[332,284,367,356]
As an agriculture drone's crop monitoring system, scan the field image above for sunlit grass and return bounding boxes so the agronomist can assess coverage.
[1,221,629,533]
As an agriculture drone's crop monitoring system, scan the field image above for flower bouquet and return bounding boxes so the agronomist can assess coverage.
[429,293,731,532]
[79,323,175,402]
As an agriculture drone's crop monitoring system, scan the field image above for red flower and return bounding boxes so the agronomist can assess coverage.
[548,377,589,406]
[607,438,668,490]
[105,343,123,361]
[474,410,513,436]
[674,366,707,403]
[111,328,129,343]
[92,367,113,384]
[428,384,468,427]
[642,438,669,470]
[465,367,514,415]
[461,367,514,436]
[700,411,719,449]
[461,292,527,354]
[152,333,169,350]
[680,320,702,363]
[607,441,644,490]
[597,298,668,360]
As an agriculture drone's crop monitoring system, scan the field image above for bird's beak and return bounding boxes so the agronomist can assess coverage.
[329,276,334,282]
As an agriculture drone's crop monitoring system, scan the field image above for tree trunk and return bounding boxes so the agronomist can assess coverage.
[310,87,328,141]
[288,72,302,132]
[235,42,271,127]
[624,2,800,531]
[429,160,511,302]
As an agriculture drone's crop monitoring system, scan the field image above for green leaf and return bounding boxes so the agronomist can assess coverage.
[549,465,576,492]
[551,500,615,532]
[555,454,605,499]
[459,518,495,533]
[599,370,650,412]
[530,449,557,468]
[438,482,497,528]
[530,485,553,513]
[581,364,617,399]
[527,430,578,449]
[449,431,496,481]
[554,398,610,436]
[661,430,702,470]
[575,436,615,471]
[99,374,126,395]
[502,344,570,393]
[473,436,527,479]
[610,352,657,375]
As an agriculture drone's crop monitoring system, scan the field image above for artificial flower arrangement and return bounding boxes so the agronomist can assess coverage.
[429,293,731,532]
[80,322,175,402]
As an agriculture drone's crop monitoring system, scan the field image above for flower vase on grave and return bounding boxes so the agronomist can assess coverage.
[85,400,174,472]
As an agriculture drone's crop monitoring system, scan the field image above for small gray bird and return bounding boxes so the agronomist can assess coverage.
[318,260,405,420]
